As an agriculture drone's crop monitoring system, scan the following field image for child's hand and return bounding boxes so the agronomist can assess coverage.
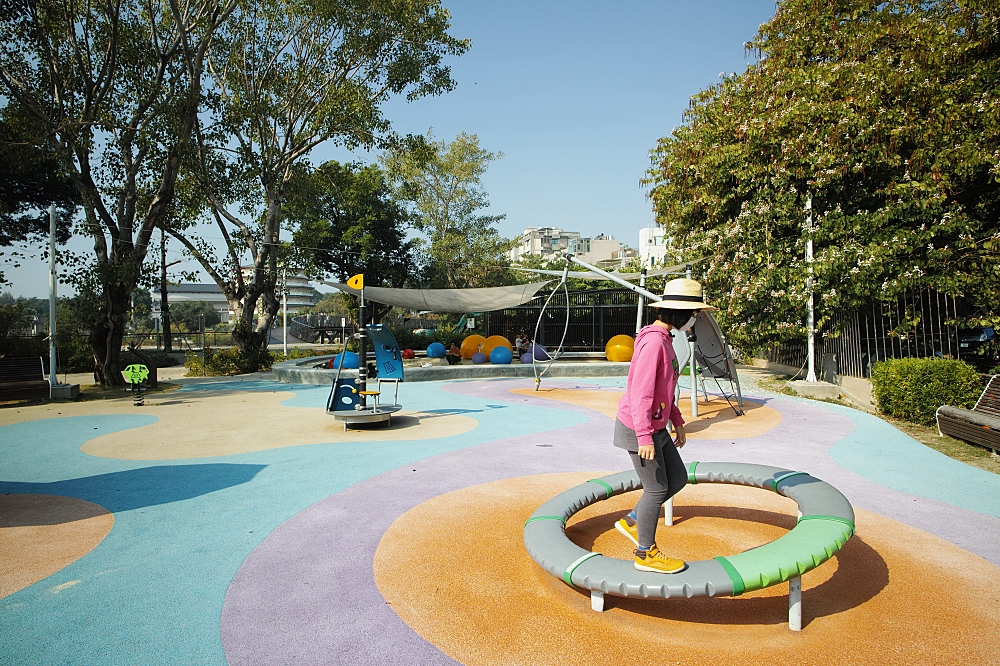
[674,423,687,448]
[638,444,656,460]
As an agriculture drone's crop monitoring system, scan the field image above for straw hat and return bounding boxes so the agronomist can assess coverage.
[649,278,716,310]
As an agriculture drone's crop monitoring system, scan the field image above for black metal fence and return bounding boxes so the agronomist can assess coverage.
[482,289,644,351]
[763,289,964,379]
[290,315,356,344]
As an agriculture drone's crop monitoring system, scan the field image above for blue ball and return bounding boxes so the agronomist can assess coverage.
[328,351,359,369]
[426,342,446,358]
[520,352,533,364]
[490,346,513,364]
[472,351,487,364]
[531,343,549,361]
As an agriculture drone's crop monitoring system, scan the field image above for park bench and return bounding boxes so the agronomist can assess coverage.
[936,375,1000,454]
[0,357,49,403]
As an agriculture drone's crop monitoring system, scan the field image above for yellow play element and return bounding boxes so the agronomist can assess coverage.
[461,334,487,359]
[347,273,364,290]
[605,334,635,362]
[480,335,512,358]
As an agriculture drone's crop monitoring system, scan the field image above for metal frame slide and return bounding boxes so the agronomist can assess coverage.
[523,462,855,630]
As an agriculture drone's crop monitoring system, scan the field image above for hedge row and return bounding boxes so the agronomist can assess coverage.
[870,358,982,425]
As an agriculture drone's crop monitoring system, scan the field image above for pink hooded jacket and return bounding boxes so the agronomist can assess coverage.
[616,324,684,446]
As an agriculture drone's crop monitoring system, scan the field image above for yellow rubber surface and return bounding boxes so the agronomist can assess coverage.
[374,473,1000,666]
[1,494,113,600]
[0,391,477,460]
[510,388,781,439]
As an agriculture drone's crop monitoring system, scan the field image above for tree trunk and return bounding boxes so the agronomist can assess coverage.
[89,288,129,386]
[229,281,280,372]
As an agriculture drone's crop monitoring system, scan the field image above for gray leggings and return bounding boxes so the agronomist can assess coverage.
[628,428,687,548]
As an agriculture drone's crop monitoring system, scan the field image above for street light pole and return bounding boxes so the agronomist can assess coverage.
[48,205,57,388]
[806,197,817,382]
[635,268,647,335]
[282,268,288,356]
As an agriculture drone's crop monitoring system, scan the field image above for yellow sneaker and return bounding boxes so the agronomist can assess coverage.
[615,515,639,546]
[634,545,686,574]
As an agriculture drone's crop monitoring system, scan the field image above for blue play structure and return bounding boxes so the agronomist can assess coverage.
[326,284,404,429]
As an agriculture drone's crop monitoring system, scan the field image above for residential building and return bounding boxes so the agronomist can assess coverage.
[568,234,622,267]
[509,227,581,261]
[639,226,669,268]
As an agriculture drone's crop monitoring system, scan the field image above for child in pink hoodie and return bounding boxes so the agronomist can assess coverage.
[613,278,707,573]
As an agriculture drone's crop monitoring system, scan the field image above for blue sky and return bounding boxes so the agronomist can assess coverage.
[4,0,778,298]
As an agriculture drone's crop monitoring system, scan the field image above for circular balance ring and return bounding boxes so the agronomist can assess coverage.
[523,462,855,600]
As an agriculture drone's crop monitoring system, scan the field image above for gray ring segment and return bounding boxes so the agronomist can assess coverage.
[523,462,854,600]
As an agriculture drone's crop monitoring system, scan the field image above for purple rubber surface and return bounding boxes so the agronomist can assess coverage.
[221,380,1000,665]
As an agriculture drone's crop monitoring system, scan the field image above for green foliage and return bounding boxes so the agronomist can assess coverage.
[870,358,982,424]
[185,346,273,377]
[169,301,222,331]
[389,326,463,351]
[383,131,513,288]
[287,161,416,322]
[0,115,77,283]
[644,0,1000,349]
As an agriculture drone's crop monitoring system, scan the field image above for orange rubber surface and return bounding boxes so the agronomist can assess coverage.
[510,388,781,439]
[374,473,1000,666]
[1,494,113,599]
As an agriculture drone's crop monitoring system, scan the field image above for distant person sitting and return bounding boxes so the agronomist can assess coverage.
[514,333,527,354]
[446,342,462,365]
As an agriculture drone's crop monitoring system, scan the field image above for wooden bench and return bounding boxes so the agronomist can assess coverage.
[0,357,50,403]
[936,375,1000,454]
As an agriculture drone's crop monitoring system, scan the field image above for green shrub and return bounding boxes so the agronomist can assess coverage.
[870,358,982,425]
[185,347,273,376]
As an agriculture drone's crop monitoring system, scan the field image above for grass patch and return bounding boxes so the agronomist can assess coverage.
[882,416,1000,476]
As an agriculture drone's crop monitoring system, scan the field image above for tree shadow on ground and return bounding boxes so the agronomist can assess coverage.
[0,463,266,525]
[564,505,888,628]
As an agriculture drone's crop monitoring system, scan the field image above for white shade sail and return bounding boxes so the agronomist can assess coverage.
[324,281,551,313]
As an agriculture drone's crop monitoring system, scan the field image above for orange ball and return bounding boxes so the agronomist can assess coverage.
[461,334,487,359]
[480,335,513,358]
[605,334,635,362]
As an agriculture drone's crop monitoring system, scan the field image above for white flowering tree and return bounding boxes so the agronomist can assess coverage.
[644,0,999,348]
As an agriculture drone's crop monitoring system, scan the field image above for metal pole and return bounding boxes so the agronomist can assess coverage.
[357,290,368,408]
[48,204,57,388]
[806,198,817,382]
[200,314,205,377]
[635,268,647,335]
[686,264,698,417]
[567,255,660,301]
[160,229,173,352]
[282,268,288,356]
[789,576,802,631]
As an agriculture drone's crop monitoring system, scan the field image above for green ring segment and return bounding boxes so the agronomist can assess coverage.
[586,479,614,499]
[523,515,566,527]
[563,552,602,585]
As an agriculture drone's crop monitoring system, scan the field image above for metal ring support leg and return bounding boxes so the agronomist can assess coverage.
[591,591,605,612]
[789,576,802,631]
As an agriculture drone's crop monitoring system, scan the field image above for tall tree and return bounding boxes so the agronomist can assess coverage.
[286,160,416,322]
[169,0,467,369]
[644,0,1000,349]
[0,0,237,384]
[383,131,513,288]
